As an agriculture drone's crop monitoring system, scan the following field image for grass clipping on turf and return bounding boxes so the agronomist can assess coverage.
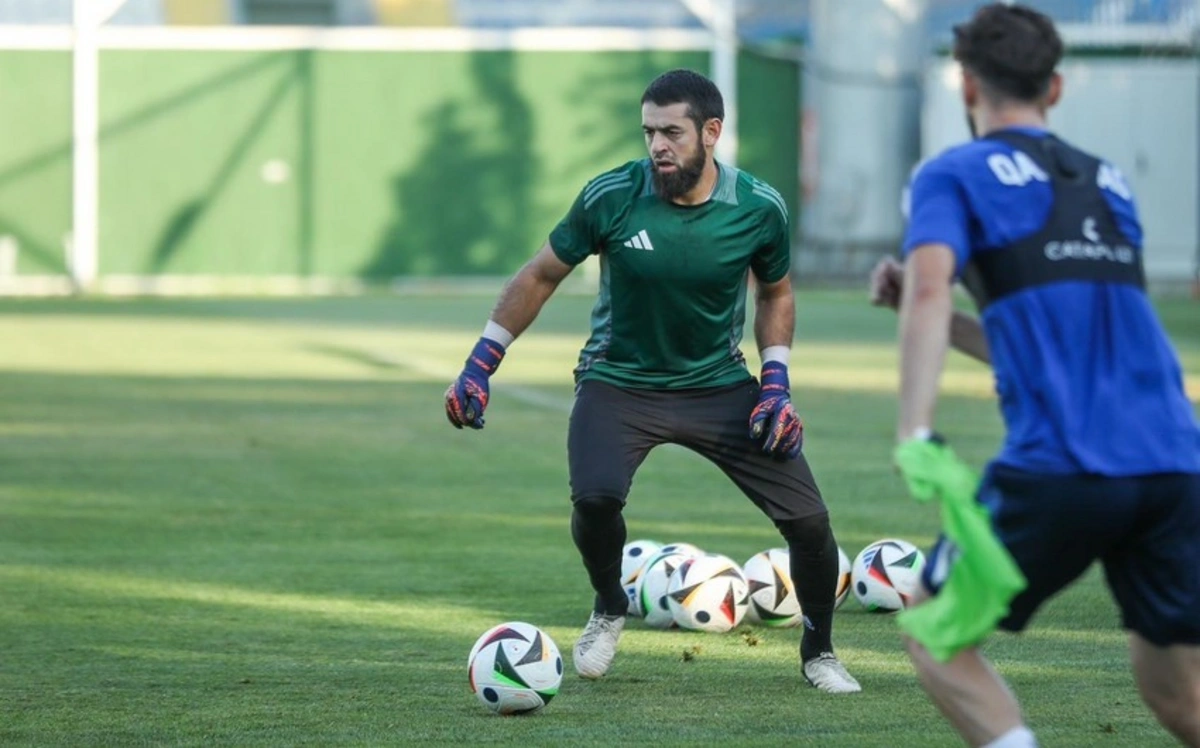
[893,438,1028,663]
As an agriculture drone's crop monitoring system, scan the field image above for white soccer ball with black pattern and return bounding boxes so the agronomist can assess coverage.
[620,539,663,617]
[744,548,801,627]
[851,538,927,612]
[658,541,703,558]
[744,544,853,626]
[634,548,697,629]
[467,622,563,715]
[667,553,750,633]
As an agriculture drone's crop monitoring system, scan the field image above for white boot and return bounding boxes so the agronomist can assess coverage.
[572,612,625,679]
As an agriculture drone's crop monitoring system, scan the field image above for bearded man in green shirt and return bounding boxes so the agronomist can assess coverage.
[445,68,859,694]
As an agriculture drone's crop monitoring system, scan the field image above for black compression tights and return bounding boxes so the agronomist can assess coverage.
[776,512,839,662]
[571,494,629,616]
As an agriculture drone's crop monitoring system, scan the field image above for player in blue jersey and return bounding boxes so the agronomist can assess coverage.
[872,4,1200,747]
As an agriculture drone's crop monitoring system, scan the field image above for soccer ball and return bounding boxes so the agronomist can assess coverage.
[667,553,750,633]
[635,548,697,629]
[743,548,801,627]
[658,541,703,557]
[851,539,927,612]
[620,539,663,617]
[743,545,853,625]
[467,622,563,715]
[835,545,853,610]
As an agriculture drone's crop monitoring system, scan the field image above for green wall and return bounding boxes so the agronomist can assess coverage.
[738,47,801,236]
[0,48,800,279]
[0,52,72,275]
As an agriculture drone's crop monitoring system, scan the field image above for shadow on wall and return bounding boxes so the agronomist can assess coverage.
[558,52,692,181]
[365,51,537,277]
[0,52,296,275]
[0,48,707,280]
[149,53,312,274]
[0,210,62,272]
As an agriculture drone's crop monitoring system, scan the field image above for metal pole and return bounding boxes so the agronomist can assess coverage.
[71,0,99,290]
[711,0,738,166]
[678,0,739,166]
[71,0,128,291]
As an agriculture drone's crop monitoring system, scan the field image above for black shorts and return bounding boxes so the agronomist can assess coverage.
[922,464,1200,646]
[567,379,826,522]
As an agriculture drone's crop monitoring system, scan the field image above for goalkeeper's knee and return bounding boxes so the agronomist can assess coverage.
[775,512,833,551]
[572,493,624,521]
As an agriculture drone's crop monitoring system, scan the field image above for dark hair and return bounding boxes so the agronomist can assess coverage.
[953,3,1063,101]
[641,69,725,132]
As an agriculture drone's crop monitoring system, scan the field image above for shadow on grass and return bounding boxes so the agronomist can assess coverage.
[0,367,1165,744]
[0,558,1145,746]
[3,294,1197,360]
[0,269,1185,746]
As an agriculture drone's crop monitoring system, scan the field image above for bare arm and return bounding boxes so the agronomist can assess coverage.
[489,242,576,339]
[869,255,990,364]
[947,311,990,365]
[444,242,576,430]
[897,244,956,440]
[753,274,796,352]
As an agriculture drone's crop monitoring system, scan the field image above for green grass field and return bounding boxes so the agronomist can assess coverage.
[1,290,1196,746]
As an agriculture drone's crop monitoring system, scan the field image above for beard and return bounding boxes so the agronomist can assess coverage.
[651,145,707,201]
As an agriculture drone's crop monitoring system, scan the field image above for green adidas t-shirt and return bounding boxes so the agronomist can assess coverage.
[549,159,792,390]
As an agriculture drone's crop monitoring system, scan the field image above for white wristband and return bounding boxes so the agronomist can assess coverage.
[760,346,790,365]
[909,427,935,441]
[482,320,515,348]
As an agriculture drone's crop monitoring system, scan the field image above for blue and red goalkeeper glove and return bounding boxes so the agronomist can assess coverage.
[444,337,506,430]
[748,361,803,460]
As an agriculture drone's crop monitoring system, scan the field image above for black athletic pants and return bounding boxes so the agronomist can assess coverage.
[567,379,840,659]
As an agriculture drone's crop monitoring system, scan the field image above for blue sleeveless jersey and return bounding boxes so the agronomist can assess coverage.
[902,126,1200,476]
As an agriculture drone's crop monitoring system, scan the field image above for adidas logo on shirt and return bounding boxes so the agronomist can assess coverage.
[622,229,654,251]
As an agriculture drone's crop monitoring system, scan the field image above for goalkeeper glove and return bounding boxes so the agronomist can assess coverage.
[444,337,505,430]
[748,361,803,460]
